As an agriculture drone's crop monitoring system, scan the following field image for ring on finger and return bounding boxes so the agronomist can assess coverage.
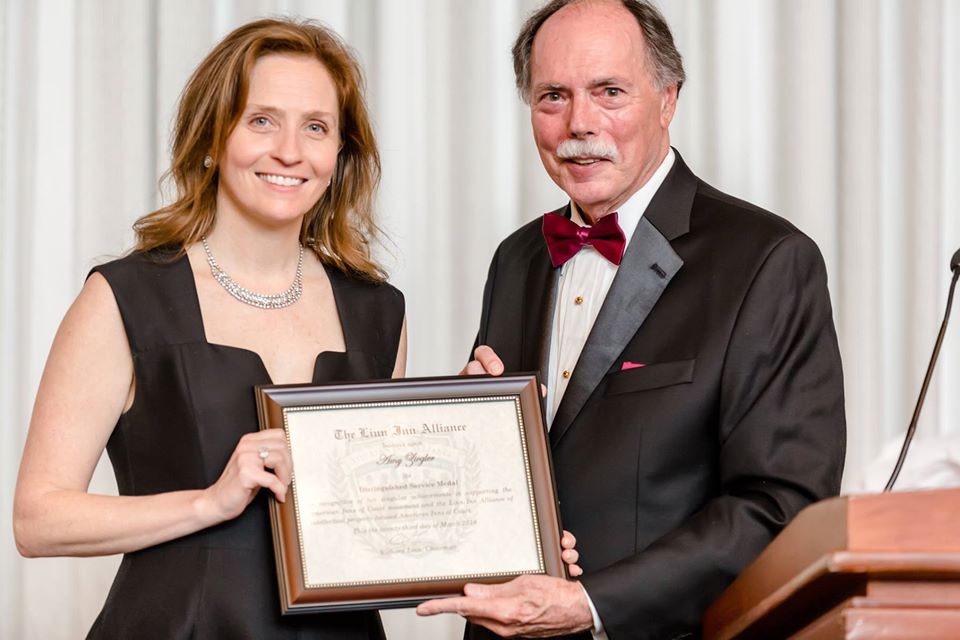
[258,446,270,461]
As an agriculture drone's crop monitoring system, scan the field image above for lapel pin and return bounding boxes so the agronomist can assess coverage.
[650,263,667,278]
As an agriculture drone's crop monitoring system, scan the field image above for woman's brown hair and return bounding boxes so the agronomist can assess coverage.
[135,18,385,281]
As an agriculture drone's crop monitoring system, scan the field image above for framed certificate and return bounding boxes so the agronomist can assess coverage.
[254,374,565,614]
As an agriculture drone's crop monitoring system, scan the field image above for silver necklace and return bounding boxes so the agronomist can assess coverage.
[201,236,304,309]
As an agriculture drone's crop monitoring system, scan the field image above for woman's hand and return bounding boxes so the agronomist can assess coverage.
[561,530,582,577]
[198,428,292,523]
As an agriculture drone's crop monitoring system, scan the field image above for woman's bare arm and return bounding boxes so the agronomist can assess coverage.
[13,273,290,557]
[392,315,408,378]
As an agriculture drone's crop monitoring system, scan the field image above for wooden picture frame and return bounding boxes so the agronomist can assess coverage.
[255,374,565,614]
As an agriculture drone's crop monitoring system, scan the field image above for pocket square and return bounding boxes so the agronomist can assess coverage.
[621,361,646,370]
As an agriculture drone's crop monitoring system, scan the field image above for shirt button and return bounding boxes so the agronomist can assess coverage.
[574,296,584,305]
[562,370,571,379]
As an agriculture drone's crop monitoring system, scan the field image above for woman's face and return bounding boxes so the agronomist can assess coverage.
[217,53,341,230]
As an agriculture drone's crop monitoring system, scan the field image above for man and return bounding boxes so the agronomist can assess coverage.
[417,1,845,637]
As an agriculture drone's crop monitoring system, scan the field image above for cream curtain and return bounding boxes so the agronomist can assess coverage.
[2,1,958,638]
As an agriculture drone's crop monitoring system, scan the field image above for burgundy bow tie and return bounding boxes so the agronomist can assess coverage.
[542,211,626,267]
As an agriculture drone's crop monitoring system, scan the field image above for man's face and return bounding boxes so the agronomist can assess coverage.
[529,0,677,220]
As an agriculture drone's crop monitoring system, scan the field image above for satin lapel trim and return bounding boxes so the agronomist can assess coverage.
[521,241,560,375]
[549,217,683,446]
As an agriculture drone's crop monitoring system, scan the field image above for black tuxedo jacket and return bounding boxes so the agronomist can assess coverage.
[467,152,845,639]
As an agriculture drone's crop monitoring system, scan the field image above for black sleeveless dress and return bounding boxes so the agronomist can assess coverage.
[86,250,403,640]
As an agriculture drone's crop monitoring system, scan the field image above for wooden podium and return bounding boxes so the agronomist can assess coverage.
[703,488,960,639]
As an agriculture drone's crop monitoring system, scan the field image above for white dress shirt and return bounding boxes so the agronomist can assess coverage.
[545,148,675,637]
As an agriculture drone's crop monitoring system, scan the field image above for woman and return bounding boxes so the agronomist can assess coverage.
[14,16,580,640]
[13,18,404,639]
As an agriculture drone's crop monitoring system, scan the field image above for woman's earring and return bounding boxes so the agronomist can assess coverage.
[203,155,213,169]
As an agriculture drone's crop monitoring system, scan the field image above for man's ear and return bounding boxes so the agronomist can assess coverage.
[660,84,678,128]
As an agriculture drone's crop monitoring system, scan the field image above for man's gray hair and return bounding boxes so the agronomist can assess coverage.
[511,0,685,104]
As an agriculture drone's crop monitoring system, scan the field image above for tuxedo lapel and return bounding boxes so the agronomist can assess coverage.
[549,153,698,446]
[520,205,570,381]
[520,212,563,375]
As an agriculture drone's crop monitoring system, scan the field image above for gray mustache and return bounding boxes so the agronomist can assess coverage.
[556,139,620,161]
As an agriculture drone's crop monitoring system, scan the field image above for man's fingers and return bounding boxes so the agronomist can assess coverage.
[417,595,516,621]
[473,345,504,375]
[560,531,580,575]
[469,577,536,598]
[462,582,501,598]
[461,360,488,376]
[417,596,471,617]
[460,344,505,376]
[418,576,590,635]
[416,581,518,616]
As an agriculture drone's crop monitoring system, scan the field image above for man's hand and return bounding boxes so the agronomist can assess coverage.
[416,574,593,638]
[561,530,582,577]
[461,344,550,402]
[460,345,504,375]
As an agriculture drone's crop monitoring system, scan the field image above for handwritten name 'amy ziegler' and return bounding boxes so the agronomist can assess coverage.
[333,423,468,441]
